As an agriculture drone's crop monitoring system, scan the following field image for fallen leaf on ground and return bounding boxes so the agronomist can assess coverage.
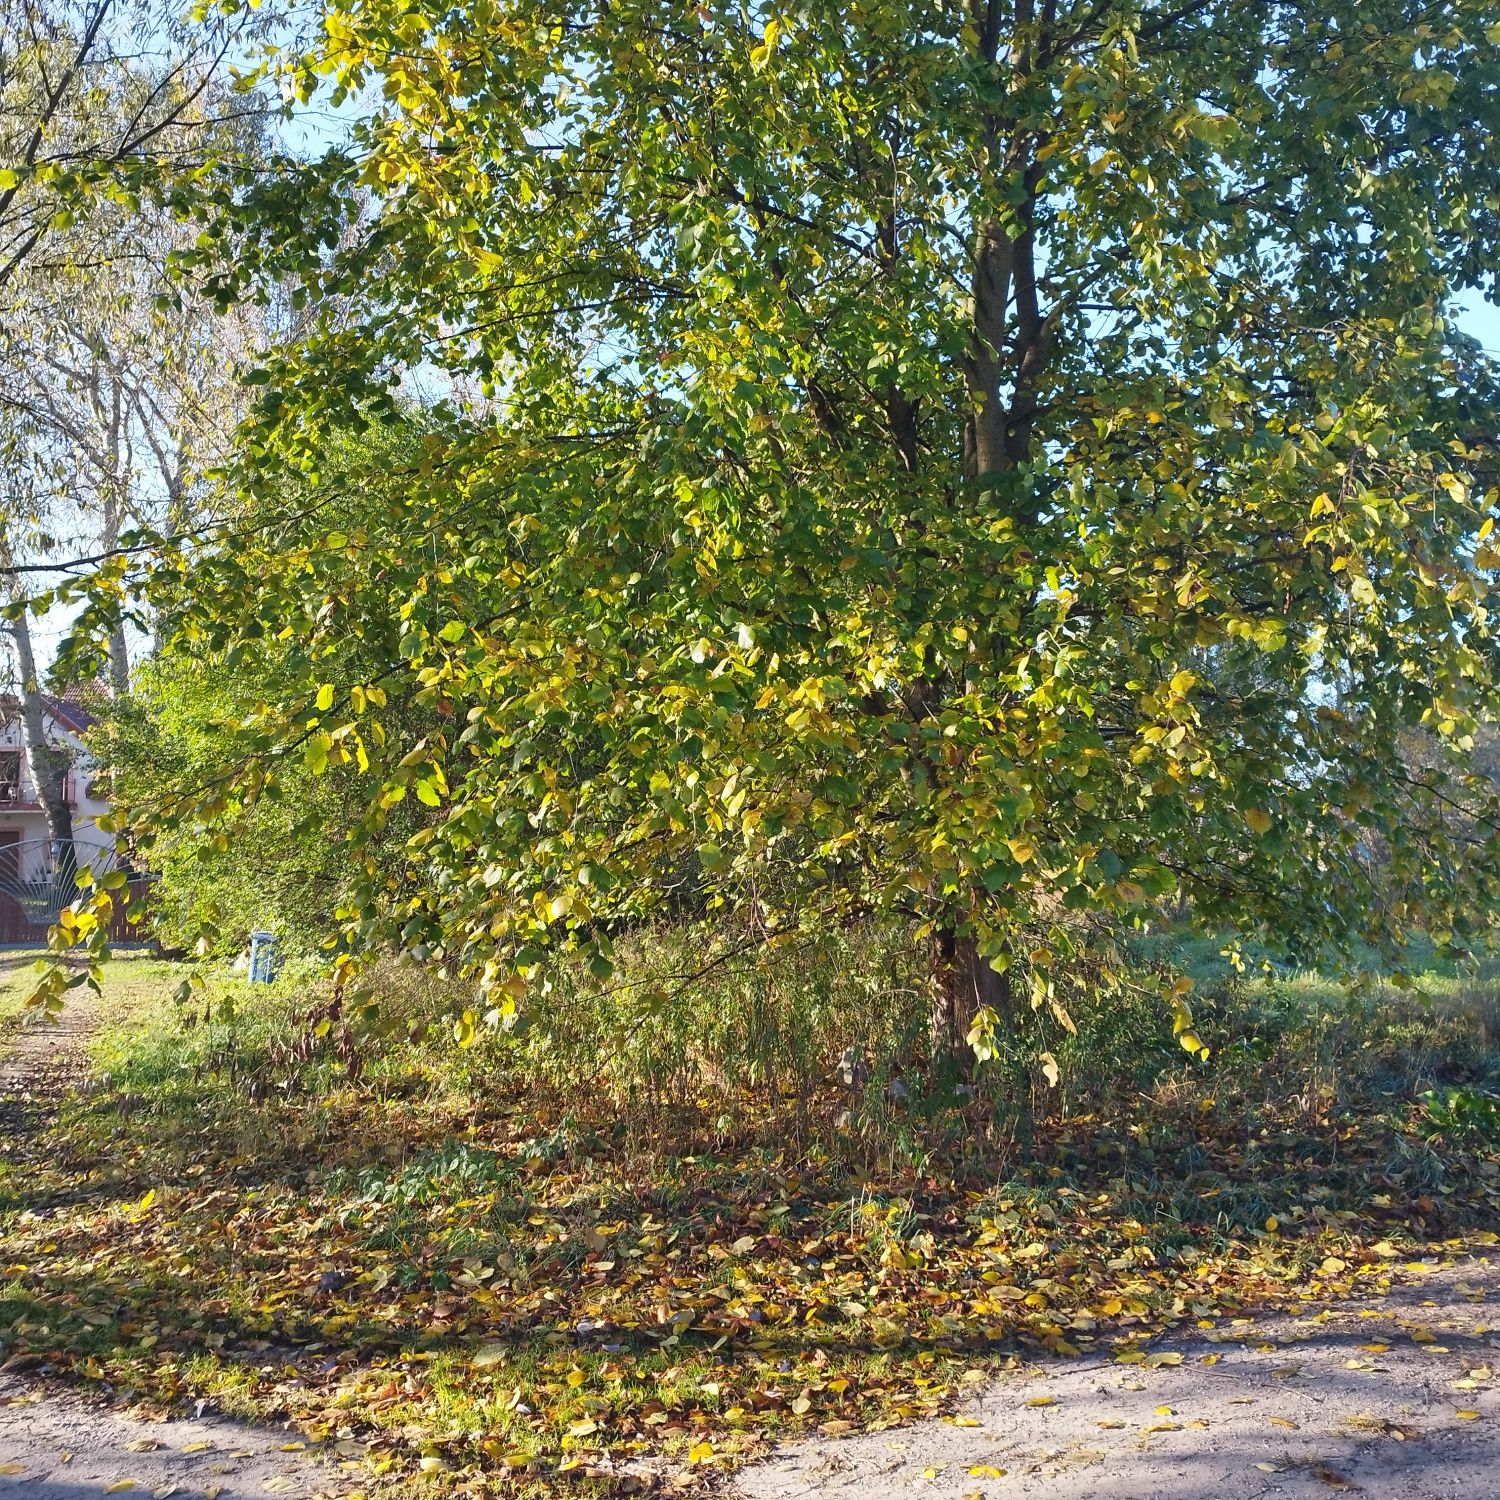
[1312,1465,1360,1490]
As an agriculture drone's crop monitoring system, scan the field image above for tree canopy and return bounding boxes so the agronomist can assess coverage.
[50,0,1500,1055]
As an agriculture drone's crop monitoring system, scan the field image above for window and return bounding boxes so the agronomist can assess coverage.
[0,751,19,803]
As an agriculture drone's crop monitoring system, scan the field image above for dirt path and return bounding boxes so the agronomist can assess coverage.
[0,1379,364,1498]
[0,982,368,1499]
[734,1255,1500,1500]
[0,961,97,1148]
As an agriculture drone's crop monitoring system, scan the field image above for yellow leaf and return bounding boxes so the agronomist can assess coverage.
[0,1465,26,1477]
[1177,1030,1208,1058]
[1039,1051,1060,1087]
[969,1466,1006,1478]
[687,1441,715,1462]
[105,1484,137,1495]
[1457,1410,1482,1421]
[472,1342,507,1368]
[1007,835,1036,865]
[1025,1395,1056,1407]
[1245,808,1272,834]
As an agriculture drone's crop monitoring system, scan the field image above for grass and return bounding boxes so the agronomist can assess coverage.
[0,950,50,1029]
[0,935,1497,1496]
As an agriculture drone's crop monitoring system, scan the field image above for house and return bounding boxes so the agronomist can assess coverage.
[0,692,115,942]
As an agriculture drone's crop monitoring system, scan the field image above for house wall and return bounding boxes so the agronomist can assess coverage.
[0,710,113,881]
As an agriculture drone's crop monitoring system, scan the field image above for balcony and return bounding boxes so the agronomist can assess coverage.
[0,771,78,811]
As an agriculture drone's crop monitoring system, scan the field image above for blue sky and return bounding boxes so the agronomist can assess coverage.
[1457,287,1500,359]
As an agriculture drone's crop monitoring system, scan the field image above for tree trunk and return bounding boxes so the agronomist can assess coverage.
[11,612,76,875]
[106,624,130,698]
[99,492,130,696]
[927,5,1059,1069]
[930,926,1012,1076]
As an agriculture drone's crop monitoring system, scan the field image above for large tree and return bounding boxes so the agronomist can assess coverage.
[67,0,1500,1057]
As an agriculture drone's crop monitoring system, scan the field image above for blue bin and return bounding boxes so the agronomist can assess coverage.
[248,930,279,984]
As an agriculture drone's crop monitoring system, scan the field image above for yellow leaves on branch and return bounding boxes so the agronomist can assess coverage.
[1168,976,1210,1061]
[748,16,781,69]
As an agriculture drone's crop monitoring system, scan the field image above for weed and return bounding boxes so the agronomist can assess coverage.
[1419,1085,1500,1145]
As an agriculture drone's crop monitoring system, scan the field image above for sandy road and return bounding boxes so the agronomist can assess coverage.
[734,1255,1500,1500]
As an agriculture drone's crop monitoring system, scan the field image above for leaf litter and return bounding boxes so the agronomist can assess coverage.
[2,974,1500,1495]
